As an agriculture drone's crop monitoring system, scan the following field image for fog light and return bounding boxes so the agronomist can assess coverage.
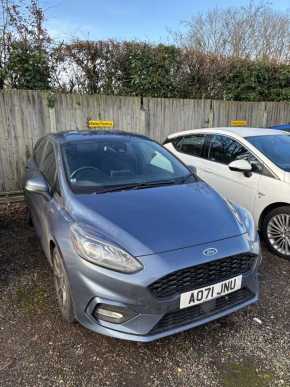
[97,307,124,321]
[94,304,137,324]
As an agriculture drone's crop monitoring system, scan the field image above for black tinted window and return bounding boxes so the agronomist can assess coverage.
[208,135,252,164]
[174,135,206,157]
[34,138,46,166]
[208,134,267,175]
[41,142,56,188]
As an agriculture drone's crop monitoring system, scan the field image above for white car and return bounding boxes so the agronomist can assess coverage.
[164,127,290,259]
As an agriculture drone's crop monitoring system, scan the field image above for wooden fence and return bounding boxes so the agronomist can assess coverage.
[0,90,290,192]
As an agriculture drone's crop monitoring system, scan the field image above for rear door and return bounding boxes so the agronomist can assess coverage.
[167,133,209,175]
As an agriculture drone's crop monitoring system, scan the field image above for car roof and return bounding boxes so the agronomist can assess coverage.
[271,124,290,130]
[167,127,287,139]
[47,130,151,144]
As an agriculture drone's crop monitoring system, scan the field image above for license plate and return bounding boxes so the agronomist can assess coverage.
[180,275,242,309]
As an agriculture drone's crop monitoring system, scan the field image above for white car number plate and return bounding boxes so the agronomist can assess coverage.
[180,275,242,309]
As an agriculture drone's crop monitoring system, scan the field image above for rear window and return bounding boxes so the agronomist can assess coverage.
[172,135,206,158]
[41,142,57,188]
[34,138,46,166]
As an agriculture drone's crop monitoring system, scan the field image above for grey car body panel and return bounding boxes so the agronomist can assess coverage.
[70,181,244,257]
[24,131,260,342]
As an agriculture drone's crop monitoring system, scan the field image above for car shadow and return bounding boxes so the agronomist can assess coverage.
[0,202,50,287]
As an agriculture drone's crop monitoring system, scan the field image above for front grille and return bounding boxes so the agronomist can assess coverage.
[150,288,254,334]
[149,254,256,299]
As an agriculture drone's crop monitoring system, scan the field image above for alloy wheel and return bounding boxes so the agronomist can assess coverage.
[53,251,68,308]
[267,214,290,256]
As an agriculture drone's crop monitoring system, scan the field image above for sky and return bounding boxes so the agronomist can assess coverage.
[43,0,290,43]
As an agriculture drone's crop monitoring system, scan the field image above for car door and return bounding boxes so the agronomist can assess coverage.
[198,134,262,214]
[33,140,62,257]
[26,138,47,239]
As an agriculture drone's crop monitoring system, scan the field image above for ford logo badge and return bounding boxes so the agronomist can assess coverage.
[203,248,218,257]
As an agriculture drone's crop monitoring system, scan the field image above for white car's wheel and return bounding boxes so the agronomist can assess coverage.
[262,206,290,260]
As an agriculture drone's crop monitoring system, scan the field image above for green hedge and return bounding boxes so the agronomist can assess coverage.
[59,41,290,101]
[9,40,290,101]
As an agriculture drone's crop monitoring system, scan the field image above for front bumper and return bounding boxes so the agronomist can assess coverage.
[64,234,260,342]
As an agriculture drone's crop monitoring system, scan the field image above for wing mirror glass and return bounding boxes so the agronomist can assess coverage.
[228,159,252,176]
[25,175,50,198]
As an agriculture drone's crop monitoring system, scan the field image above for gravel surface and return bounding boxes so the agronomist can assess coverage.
[0,203,290,387]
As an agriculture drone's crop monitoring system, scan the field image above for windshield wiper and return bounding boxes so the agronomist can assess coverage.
[177,173,195,184]
[131,179,178,190]
[95,179,178,194]
[94,174,197,194]
[95,184,138,194]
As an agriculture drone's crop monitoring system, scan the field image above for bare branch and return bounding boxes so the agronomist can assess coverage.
[172,1,290,63]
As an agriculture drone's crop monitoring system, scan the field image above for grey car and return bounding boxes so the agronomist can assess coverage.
[24,130,261,342]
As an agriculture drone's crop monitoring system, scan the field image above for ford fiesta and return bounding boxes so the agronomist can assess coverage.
[24,130,261,342]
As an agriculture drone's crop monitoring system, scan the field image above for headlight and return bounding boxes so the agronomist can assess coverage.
[238,207,256,242]
[227,201,256,242]
[70,223,143,273]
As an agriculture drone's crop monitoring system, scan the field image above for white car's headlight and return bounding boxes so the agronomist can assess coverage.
[70,223,143,273]
[227,201,256,242]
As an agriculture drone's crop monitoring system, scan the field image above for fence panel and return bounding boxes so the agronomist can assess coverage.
[211,100,268,128]
[143,98,212,142]
[0,91,143,192]
[0,90,289,193]
[264,102,290,127]
[0,90,54,192]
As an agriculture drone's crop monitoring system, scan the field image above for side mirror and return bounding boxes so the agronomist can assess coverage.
[228,159,252,176]
[25,175,51,199]
[188,165,197,174]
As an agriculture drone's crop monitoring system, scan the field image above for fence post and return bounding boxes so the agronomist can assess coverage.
[49,106,56,133]
[262,102,268,128]
[141,97,150,137]
[208,100,214,127]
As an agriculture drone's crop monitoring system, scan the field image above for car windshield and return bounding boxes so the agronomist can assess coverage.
[246,134,290,171]
[62,136,194,193]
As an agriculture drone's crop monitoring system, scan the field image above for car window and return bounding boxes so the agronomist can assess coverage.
[149,151,174,173]
[41,141,57,190]
[208,134,266,174]
[173,134,207,158]
[246,135,290,172]
[208,135,249,164]
[33,138,46,166]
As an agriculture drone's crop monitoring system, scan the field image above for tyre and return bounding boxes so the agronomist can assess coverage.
[52,247,75,323]
[261,206,290,260]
